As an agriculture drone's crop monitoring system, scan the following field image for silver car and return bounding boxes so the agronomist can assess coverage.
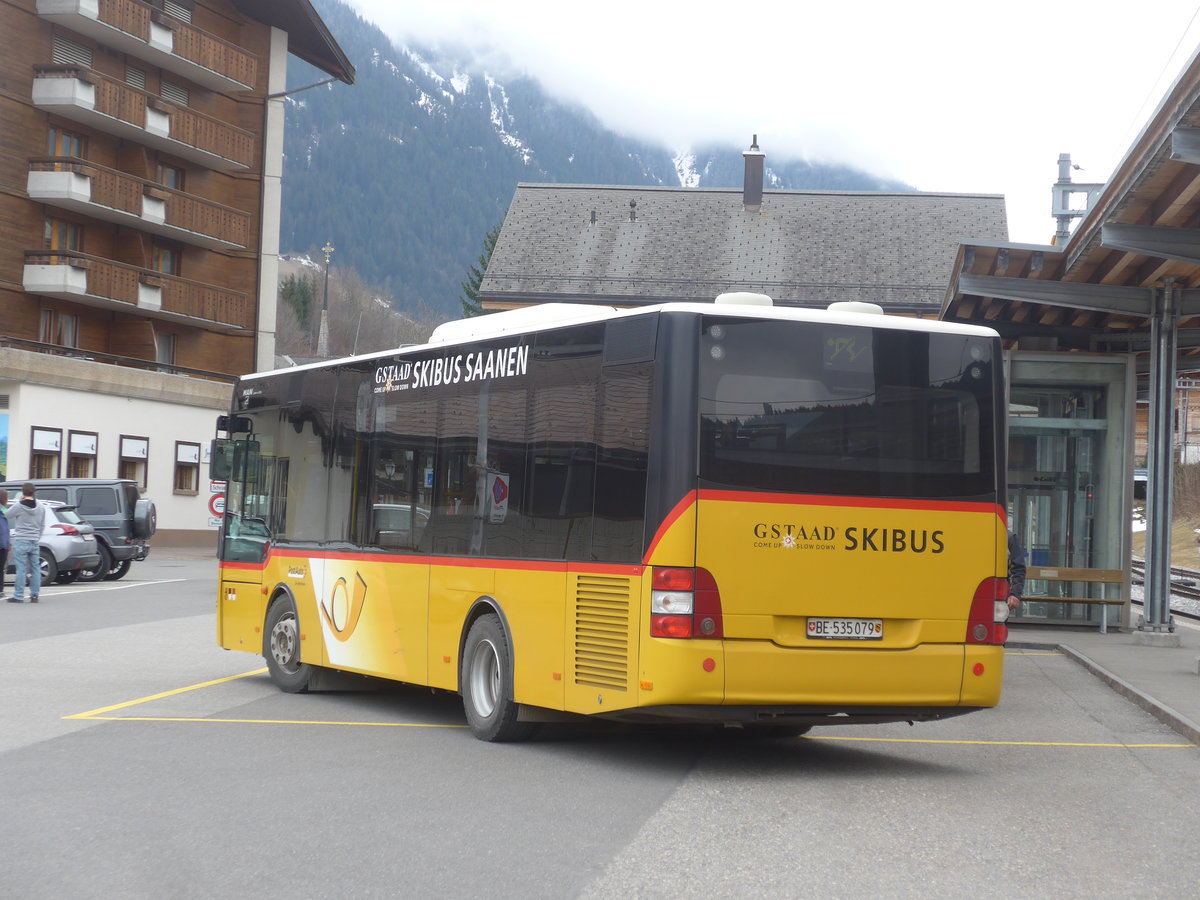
[4,501,101,586]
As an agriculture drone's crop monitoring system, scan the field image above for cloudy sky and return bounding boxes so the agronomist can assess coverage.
[343,0,1200,244]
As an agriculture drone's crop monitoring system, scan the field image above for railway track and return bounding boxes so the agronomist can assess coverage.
[1129,558,1200,621]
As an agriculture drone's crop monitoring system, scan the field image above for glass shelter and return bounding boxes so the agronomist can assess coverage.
[1006,353,1135,629]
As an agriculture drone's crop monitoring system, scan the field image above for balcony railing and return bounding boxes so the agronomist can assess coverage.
[28,157,251,249]
[23,250,252,332]
[0,335,238,384]
[37,0,256,92]
[32,65,255,170]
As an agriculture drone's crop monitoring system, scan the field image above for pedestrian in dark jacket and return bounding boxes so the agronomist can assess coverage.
[1008,530,1027,610]
[0,489,10,598]
[6,483,47,603]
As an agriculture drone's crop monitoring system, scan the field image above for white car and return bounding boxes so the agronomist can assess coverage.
[4,501,101,586]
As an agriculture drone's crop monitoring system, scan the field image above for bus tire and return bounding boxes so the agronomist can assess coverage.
[264,596,313,693]
[461,613,533,742]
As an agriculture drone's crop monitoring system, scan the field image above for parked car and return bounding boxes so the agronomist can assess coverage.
[0,479,155,582]
[371,503,430,549]
[3,500,100,586]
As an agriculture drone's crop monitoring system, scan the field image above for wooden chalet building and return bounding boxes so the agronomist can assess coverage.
[0,0,352,542]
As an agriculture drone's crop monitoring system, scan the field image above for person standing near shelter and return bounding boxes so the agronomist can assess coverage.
[1007,530,1027,611]
[6,482,47,603]
[0,489,10,600]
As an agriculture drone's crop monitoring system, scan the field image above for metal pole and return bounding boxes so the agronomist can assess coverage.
[317,241,334,357]
[1142,280,1178,637]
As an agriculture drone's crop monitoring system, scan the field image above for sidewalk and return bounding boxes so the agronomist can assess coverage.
[1009,620,1200,744]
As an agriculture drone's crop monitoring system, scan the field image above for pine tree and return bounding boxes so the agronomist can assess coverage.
[279,273,317,329]
[459,223,501,318]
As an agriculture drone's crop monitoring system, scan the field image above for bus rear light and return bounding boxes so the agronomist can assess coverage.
[652,568,694,591]
[649,567,723,639]
[651,615,694,638]
[652,591,693,615]
[967,577,1009,645]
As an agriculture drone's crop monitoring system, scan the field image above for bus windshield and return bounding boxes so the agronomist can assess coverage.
[698,316,997,500]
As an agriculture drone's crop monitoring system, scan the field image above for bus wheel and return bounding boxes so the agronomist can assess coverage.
[264,597,312,693]
[461,614,533,742]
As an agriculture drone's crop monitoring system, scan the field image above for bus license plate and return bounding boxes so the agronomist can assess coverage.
[807,617,883,640]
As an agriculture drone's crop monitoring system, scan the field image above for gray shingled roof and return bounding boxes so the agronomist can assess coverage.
[480,184,1008,311]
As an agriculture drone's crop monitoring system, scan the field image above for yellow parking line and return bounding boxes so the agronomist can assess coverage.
[67,664,1190,747]
[805,735,1193,748]
[77,715,467,729]
[65,668,268,719]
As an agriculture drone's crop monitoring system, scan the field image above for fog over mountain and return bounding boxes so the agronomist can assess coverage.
[283,0,913,317]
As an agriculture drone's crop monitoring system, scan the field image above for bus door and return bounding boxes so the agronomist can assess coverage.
[214,432,272,652]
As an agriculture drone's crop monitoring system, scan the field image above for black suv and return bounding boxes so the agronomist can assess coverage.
[0,479,155,581]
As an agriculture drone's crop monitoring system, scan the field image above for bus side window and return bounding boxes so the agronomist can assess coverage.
[527,378,597,560]
[592,365,652,562]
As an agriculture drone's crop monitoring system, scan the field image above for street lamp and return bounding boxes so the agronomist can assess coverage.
[317,241,334,356]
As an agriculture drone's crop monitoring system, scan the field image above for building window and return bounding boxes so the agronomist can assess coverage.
[119,435,149,488]
[47,127,86,158]
[126,65,146,90]
[52,35,92,67]
[68,431,98,478]
[153,244,179,276]
[156,162,185,191]
[160,80,189,107]
[44,218,82,252]
[175,441,200,493]
[31,427,63,478]
[39,309,79,347]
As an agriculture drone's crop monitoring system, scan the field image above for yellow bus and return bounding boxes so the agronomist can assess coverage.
[215,294,1011,741]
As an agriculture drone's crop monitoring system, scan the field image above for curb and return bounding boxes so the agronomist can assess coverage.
[1010,640,1200,745]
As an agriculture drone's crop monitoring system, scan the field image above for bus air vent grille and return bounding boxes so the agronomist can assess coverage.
[573,574,631,690]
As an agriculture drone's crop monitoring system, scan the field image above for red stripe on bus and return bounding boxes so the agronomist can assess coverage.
[221,561,267,572]
[697,489,1004,517]
[642,491,698,563]
[224,550,642,577]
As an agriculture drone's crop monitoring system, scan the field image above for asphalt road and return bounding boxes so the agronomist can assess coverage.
[2,552,1199,899]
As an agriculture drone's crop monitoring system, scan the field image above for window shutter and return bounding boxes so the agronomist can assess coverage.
[164,1,193,23]
[126,66,146,90]
[52,36,92,67]
[161,80,189,107]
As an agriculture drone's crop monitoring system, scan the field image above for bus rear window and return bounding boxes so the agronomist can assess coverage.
[698,317,997,500]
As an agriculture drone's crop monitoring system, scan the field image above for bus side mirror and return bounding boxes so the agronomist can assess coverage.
[211,438,260,481]
[211,439,235,480]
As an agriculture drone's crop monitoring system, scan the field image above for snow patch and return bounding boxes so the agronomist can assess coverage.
[485,75,533,164]
[673,151,700,188]
[403,48,446,86]
[450,71,470,94]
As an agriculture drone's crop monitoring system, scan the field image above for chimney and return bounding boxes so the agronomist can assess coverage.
[743,134,764,211]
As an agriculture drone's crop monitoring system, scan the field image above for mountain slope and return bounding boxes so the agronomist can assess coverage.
[283,0,912,316]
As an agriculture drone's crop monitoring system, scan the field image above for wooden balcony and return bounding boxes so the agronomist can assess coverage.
[23,250,252,333]
[32,65,255,171]
[36,0,256,93]
[28,158,250,250]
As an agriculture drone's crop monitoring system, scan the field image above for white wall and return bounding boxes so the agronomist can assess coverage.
[0,349,232,539]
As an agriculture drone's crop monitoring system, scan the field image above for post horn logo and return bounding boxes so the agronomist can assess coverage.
[319,572,367,642]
